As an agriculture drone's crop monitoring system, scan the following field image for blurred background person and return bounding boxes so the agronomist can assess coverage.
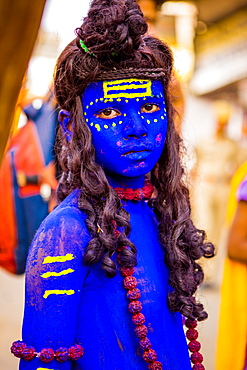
[216,160,247,370]
[191,100,244,287]
[0,86,59,274]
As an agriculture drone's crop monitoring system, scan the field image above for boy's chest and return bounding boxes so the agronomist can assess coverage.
[82,202,169,302]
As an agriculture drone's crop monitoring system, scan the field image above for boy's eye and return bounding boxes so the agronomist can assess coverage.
[95,108,121,119]
[141,103,160,113]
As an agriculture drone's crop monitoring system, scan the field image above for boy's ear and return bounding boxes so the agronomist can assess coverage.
[58,109,73,141]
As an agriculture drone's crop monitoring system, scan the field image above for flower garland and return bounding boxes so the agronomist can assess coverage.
[113,178,154,200]
[117,243,205,370]
[10,342,84,363]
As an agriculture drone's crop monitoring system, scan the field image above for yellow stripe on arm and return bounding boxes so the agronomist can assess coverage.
[41,268,75,279]
[43,289,75,299]
[42,254,74,264]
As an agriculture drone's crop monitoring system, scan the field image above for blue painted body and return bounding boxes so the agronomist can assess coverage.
[20,79,191,369]
[21,190,191,370]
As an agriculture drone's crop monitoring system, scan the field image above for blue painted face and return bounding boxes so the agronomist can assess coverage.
[81,79,168,177]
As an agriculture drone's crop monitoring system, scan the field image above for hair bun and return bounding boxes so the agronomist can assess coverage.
[75,0,148,60]
[125,0,148,36]
[128,14,147,36]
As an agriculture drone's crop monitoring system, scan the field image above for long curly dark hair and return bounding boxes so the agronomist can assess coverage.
[54,0,214,321]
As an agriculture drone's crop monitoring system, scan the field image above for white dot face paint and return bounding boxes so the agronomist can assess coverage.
[81,79,168,177]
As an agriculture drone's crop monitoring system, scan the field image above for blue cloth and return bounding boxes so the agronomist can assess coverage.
[21,189,191,369]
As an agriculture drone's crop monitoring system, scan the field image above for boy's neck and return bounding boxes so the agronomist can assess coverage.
[106,173,146,189]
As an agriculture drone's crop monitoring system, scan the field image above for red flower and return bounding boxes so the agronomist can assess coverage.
[120,267,135,277]
[128,300,142,313]
[134,325,148,338]
[148,361,163,369]
[68,344,84,360]
[123,276,138,289]
[132,313,145,326]
[188,340,201,353]
[39,348,55,363]
[143,181,154,198]
[127,288,141,300]
[192,364,205,370]
[186,328,198,341]
[55,347,69,362]
[112,179,154,201]
[125,188,135,200]
[22,346,36,361]
[134,189,144,201]
[143,349,157,363]
[185,319,197,329]
[191,352,203,364]
[10,341,27,358]
[114,187,125,199]
[139,337,152,350]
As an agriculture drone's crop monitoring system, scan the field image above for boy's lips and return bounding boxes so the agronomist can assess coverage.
[120,143,153,156]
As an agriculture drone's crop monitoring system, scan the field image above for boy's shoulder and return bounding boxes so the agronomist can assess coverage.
[44,188,85,227]
[29,189,90,260]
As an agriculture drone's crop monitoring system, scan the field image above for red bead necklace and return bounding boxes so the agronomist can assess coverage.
[116,247,205,370]
[113,182,205,370]
[114,178,154,200]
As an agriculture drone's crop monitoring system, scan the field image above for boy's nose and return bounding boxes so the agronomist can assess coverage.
[123,113,148,139]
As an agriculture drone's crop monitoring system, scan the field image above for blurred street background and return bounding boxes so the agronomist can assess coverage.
[1,0,247,369]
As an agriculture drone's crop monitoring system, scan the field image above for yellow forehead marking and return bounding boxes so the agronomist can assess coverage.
[43,254,74,264]
[41,268,75,279]
[103,79,152,99]
[43,289,75,299]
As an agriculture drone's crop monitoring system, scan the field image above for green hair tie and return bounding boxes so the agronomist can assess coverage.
[79,40,96,57]
[79,39,118,58]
